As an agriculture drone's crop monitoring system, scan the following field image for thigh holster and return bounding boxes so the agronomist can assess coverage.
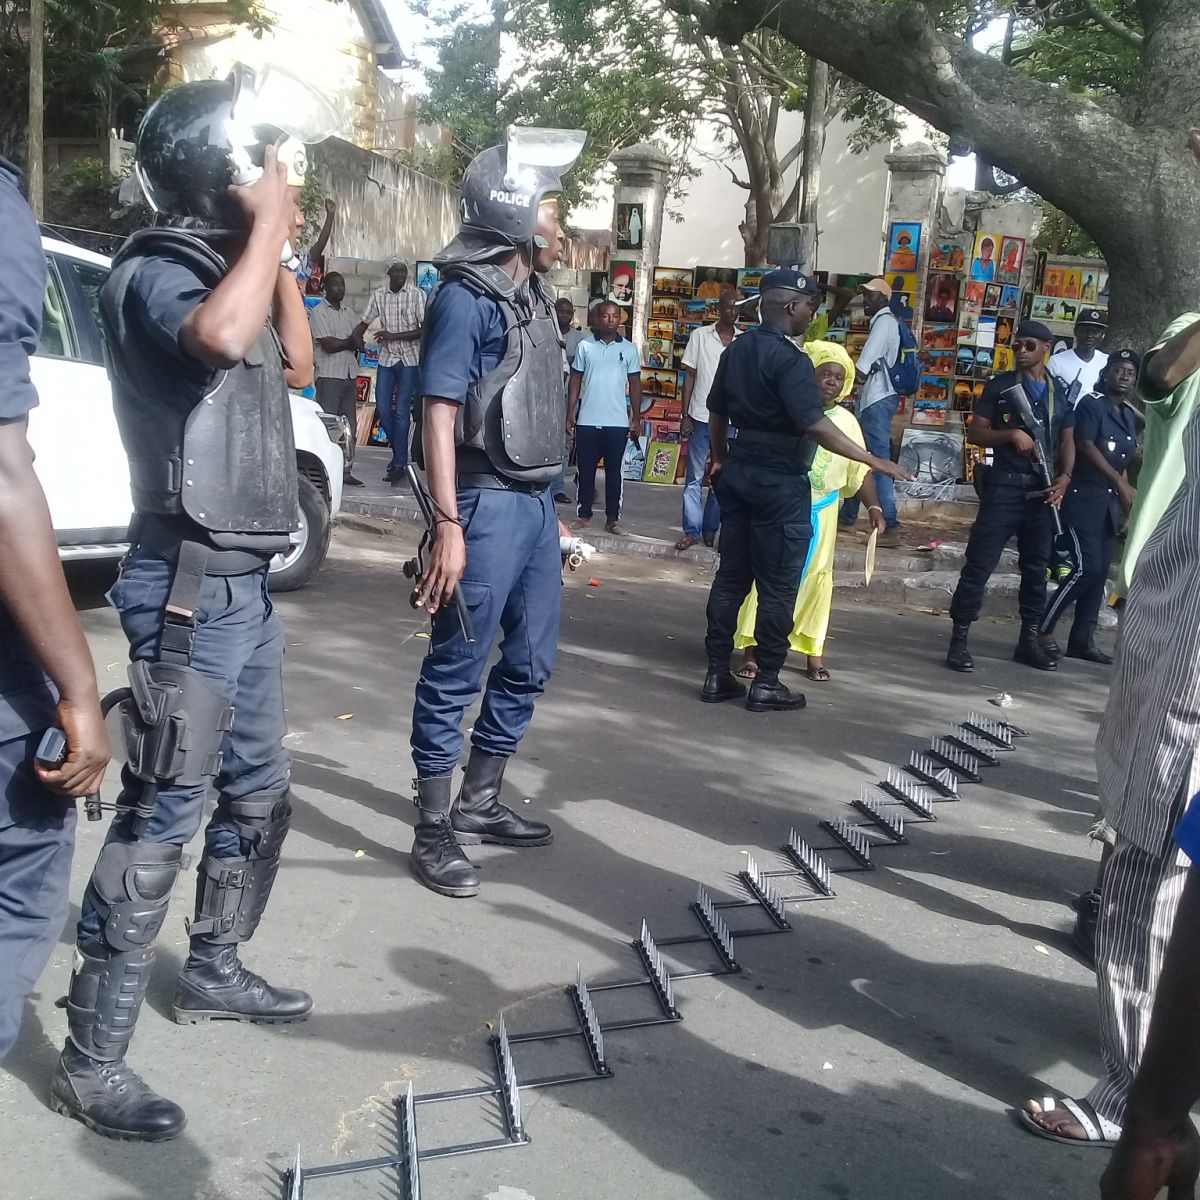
[68,840,183,1061]
[118,658,234,790]
[189,787,293,944]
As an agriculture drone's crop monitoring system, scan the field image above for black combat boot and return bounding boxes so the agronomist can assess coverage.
[411,775,480,897]
[1013,622,1058,671]
[1066,642,1114,665]
[50,841,187,1141]
[946,620,974,672]
[746,673,807,713]
[174,943,312,1024]
[173,788,312,1024]
[700,668,746,704]
[452,749,552,847]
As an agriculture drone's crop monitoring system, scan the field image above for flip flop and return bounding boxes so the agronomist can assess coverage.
[674,536,699,551]
[1017,1097,1120,1148]
[735,664,759,680]
[806,666,831,682]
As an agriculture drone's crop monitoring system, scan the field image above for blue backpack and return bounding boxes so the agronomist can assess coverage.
[887,319,920,397]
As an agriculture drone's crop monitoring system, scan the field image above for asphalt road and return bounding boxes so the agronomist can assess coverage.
[2,525,1118,1200]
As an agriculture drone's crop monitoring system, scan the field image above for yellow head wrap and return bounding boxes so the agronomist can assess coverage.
[804,339,856,403]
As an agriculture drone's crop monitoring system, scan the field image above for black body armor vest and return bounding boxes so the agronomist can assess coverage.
[100,228,298,540]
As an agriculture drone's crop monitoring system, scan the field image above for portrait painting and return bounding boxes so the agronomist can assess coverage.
[693,266,737,300]
[616,202,645,251]
[970,232,1000,283]
[886,222,922,272]
[924,275,960,325]
[608,261,636,306]
[997,236,1026,286]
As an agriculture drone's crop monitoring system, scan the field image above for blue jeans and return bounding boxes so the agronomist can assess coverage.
[411,487,562,778]
[682,419,720,539]
[76,556,290,948]
[375,362,420,472]
[840,393,900,529]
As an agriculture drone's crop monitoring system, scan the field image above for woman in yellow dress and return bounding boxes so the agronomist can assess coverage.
[734,341,886,681]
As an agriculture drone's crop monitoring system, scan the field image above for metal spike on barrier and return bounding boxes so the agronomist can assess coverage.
[999,719,1030,737]
[742,854,790,928]
[637,919,679,1017]
[494,1013,526,1142]
[879,767,937,819]
[399,1082,420,1200]
[284,1146,303,1200]
[783,827,836,897]
[964,712,1015,749]
[573,965,608,1072]
[853,792,907,844]
[820,818,874,868]
[695,884,738,969]
[946,728,1000,766]
[906,751,960,798]
[928,737,984,784]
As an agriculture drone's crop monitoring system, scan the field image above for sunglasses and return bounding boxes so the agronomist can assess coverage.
[1016,339,1046,352]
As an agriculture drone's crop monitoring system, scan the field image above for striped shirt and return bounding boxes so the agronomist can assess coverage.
[1097,368,1200,854]
[307,300,359,380]
[361,283,426,368]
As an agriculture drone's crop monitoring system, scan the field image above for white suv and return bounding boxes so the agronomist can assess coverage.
[30,236,345,590]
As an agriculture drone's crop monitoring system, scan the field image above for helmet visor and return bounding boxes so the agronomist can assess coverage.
[503,127,586,190]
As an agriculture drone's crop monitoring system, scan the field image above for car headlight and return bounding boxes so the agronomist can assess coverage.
[315,411,352,464]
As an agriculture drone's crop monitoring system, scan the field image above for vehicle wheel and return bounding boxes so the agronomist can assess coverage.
[268,476,331,592]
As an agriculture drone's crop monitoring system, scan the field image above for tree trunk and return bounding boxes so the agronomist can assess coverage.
[694,0,1200,346]
[799,57,828,229]
[27,0,44,217]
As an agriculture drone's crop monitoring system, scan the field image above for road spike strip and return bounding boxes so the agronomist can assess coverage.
[786,828,834,895]
[826,818,872,865]
[696,884,736,963]
[966,712,1014,748]
[930,737,983,777]
[747,854,787,923]
[496,1012,523,1139]
[400,1082,420,1200]
[575,964,606,1069]
[884,767,935,819]
[907,751,959,797]
[638,919,676,1013]
[950,727,1000,764]
[853,793,905,842]
[287,1145,303,1200]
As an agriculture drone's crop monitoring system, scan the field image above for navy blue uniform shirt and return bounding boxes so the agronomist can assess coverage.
[1064,390,1139,532]
[706,321,824,436]
[419,279,508,405]
[973,370,1051,475]
[0,156,57,729]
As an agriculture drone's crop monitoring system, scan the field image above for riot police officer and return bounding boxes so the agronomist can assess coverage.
[407,127,584,897]
[701,270,912,713]
[0,157,110,1063]
[1039,350,1141,665]
[50,68,335,1141]
[947,320,1064,672]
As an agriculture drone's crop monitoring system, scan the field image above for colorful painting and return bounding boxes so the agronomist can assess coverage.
[970,232,1001,283]
[645,339,672,369]
[1030,294,1059,320]
[886,221,922,273]
[647,318,676,342]
[983,284,1002,310]
[996,315,1015,347]
[917,374,950,404]
[589,271,610,300]
[1080,269,1102,304]
[912,399,950,427]
[640,368,678,398]
[953,379,975,410]
[652,267,693,297]
[737,268,766,294]
[974,346,995,379]
[923,276,959,324]
[964,281,986,306]
[958,305,982,344]
[609,261,636,306]
[976,314,998,350]
[651,296,682,320]
[955,346,976,376]
[997,236,1025,286]
[930,240,965,272]
[1042,266,1065,299]
[616,203,645,250]
[693,266,737,300]
[919,349,954,377]
[642,440,681,484]
[1060,268,1083,301]
[899,427,963,480]
[999,286,1022,316]
[993,345,1015,373]
[923,324,958,351]
[415,262,438,294]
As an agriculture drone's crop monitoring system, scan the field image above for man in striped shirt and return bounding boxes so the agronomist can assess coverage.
[354,260,426,488]
[307,271,364,486]
[1023,309,1200,1149]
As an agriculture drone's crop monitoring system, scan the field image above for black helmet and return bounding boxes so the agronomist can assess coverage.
[135,65,337,227]
[437,126,586,266]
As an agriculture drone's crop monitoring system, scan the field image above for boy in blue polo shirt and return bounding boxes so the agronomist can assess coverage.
[568,300,642,534]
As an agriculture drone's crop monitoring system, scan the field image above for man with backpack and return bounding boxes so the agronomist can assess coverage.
[839,278,912,547]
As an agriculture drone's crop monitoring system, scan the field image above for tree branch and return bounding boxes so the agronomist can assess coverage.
[1082,0,1143,46]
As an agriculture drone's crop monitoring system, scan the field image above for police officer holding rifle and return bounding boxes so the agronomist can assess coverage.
[946,319,1066,673]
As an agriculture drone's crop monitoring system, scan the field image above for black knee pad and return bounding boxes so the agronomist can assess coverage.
[86,839,183,953]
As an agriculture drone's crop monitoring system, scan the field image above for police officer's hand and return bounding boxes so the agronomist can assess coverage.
[37,696,110,799]
[1118,480,1137,514]
[228,143,292,239]
[1046,474,1069,508]
[413,521,467,616]
[1009,429,1037,457]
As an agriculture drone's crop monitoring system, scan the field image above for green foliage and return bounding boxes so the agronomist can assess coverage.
[390,143,468,187]
[1035,201,1102,258]
[42,155,150,252]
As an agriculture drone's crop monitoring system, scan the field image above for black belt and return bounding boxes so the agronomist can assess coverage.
[457,471,549,494]
[990,470,1040,488]
[734,428,811,452]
